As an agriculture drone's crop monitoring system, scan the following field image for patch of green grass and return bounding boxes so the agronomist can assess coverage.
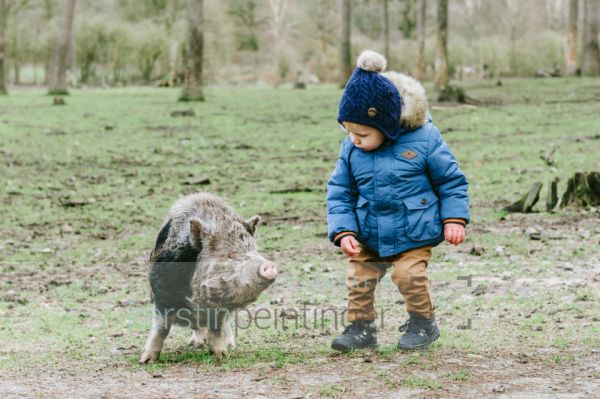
[133,346,315,371]
[318,383,345,398]
[544,353,576,364]
[447,368,471,381]
[404,354,422,365]
[376,344,397,360]
[403,375,442,390]
[552,337,571,350]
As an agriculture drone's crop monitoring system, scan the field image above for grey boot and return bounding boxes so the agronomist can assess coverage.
[331,320,378,352]
[397,312,440,350]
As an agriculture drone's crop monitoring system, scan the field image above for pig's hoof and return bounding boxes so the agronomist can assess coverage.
[189,328,208,348]
[139,350,160,364]
[226,336,236,350]
[208,338,229,359]
[188,337,205,348]
[211,347,229,360]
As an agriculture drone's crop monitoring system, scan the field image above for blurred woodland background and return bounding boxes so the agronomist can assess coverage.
[0,0,599,96]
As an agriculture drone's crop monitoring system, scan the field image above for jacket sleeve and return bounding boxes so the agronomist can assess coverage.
[426,126,470,224]
[327,139,359,242]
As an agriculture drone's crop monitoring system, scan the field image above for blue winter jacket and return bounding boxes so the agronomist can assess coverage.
[327,114,470,257]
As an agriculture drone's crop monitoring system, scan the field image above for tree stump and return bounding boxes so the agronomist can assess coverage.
[436,85,466,103]
[504,182,543,213]
[546,177,560,211]
[560,172,600,208]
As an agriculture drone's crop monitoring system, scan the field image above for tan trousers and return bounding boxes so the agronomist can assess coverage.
[346,245,434,322]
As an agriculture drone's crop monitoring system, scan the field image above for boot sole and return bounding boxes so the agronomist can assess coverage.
[397,329,440,350]
[331,341,378,352]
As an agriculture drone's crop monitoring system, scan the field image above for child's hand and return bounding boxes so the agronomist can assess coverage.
[444,223,465,245]
[340,236,360,257]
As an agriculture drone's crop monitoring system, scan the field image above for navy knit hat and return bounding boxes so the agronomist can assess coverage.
[337,50,403,141]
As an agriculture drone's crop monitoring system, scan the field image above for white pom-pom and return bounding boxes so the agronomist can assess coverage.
[356,50,387,73]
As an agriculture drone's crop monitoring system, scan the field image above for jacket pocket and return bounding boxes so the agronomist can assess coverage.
[402,191,442,241]
[355,196,370,239]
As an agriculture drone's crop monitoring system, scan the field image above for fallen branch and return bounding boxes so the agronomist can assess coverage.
[503,182,543,213]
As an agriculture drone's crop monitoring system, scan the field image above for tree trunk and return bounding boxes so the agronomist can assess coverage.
[68,21,76,82]
[414,0,426,80]
[13,59,19,84]
[340,0,352,87]
[565,0,578,76]
[179,0,204,101]
[382,0,390,62]
[401,0,415,39]
[33,58,38,84]
[48,0,76,95]
[434,0,448,90]
[0,0,6,94]
[43,0,54,85]
[267,0,289,86]
[581,0,600,75]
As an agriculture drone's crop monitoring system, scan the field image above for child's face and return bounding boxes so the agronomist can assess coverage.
[342,122,386,151]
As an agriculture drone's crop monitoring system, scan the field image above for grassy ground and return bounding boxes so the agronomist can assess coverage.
[1,78,599,398]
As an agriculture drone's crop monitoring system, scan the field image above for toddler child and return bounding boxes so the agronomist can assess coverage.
[327,50,469,351]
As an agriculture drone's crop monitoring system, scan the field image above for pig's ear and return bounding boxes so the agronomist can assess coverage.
[244,215,261,235]
[189,218,212,244]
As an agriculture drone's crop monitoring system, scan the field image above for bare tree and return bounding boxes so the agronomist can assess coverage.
[545,0,564,30]
[6,1,31,87]
[382,0,389,62]
[179,0,204,101]
[229,0,262,52]
[400,0,415,39]
[0,0,6,94]
[504,0,524,75]
[434,0,448,89]
[565,0,578,76]
[43,0,55,85]
[340,0,352,86]
[414,0,426,80]
[267,0,290,84]
[581,0,600,75]
[48,0,76,95]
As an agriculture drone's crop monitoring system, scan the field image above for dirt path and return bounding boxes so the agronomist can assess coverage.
[2,352,598,398]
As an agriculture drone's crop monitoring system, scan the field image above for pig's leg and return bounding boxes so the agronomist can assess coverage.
[208,328,229,359]
[206,309,231,359]
[224,314,235,350]
[140,307,174,364]
[189,327,209,348]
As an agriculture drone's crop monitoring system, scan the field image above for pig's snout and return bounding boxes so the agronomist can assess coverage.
[258,261,278,281]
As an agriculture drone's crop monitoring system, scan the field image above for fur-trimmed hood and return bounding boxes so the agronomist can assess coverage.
[382,71,429,131]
